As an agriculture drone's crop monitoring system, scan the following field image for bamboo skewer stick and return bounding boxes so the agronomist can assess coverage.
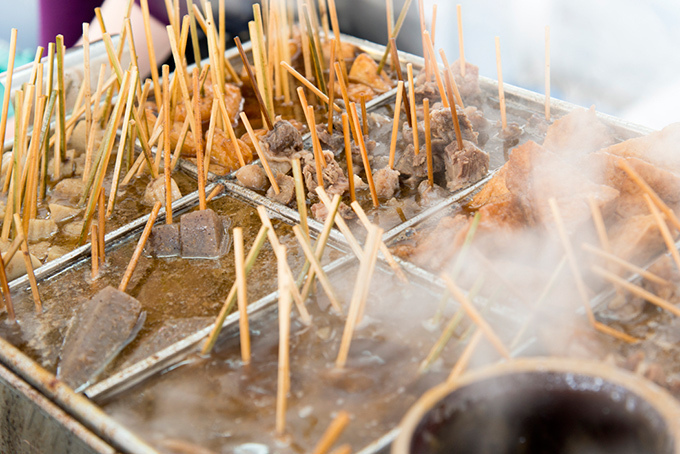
[281,62,342,112]
[204,100,219,180]
[422,31,448,108]
[312,411,351,454]
[360,95,369,136]
[3,230,24,267]
[617,159,680,232]
[350,200,408,283]
[163,66,173,224]
[417,0,429,80]
[299,194,341,302]
[443,68,465,151]
[119,202,161,293]
[256,206,311,324]
[0,249,14,323]
[388,81,404,170]
[583,243,670,287]
[83,64,107,182]
[423,98,434,187]
[240,112,280,194]
[0,28,17,179]
[342,113,356,203]
[91,224,99,279]
[326,0,349,83]
[548,198,638,344]
[544,25,550,122]
[275,243,291,436]
[644,194,680,272]
[406,63,419,155]
[334,61,350,109]
[193,68,206,211]
[140,0,162,106]
[456,4,465,77]
[431,4,437,46]
[439,49,464,108]
[235,37,274,130]
[97,188,106,261]
[386,0,394,38]
[588,195,610,254]
[167,26,199,140]
[292,158,309,240]
[336,225,383,368]
[316,187,364,260]
[349,103,379,207]
[389,38,412,129]
[213,84,245,167]
[82,23,92,158]
[308,106,325,189]
[202,225,269,355]
[206,184,223,203]
[593,266,680,318]
[55,35,66,180]
[13,214,41,313]
[376,0,413,73]
[293,226,342,312]
[233,228,251,364]
[447,329,482,383]
[495,37,507,130]
[441,275,510,359]
[327,39,337,134]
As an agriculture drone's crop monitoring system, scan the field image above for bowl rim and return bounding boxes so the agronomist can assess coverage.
[392,356,680,454]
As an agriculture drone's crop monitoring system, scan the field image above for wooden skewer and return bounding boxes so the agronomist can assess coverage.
[328,445,351,454]
[417,0,429,80]
[206,184,223,203]
[583,243,670,287]
[202,225,269,355]
[233,227,251,364]
[12,214,41,313]
[336,224,383,368]
[644,193,680,272]
[422,30,448,108]
[588,195,610,253]
[441,274,510,359]
[0,28,17,179]
[617,159,680,232]
[443,68,465,151]
[350,200,408,283]
[431,4,437,46]
[593,265,680,319]
[456,4,465,77]
[140,0,162,106]
[448,329,482,383]
[388,81,404,170]
[166,26,199,141]
[299,194,342,302]
[342,113,356,203]
[97,188,106,261]
[316,187,364,260]
[376,0,413,73]
[406,63,419,155]
[349,103,379,207]
[91,224,99,279]
[204,100,219,180]
[83,64,108,182]
[235,36,274,130]
[312,411,351,454]
[308,105,325,189]
[0,248,14,322]
[423,98,433,187]
[256,206,311,324]
[327,38,337,134]
[386,0,394,38]
[82,23,92,159]
[3,229,24,267]
[544,25,550,122]
[495,37,507,130]
[161,65,173,224]
[212,83,245,167]
[292,158,309,240]
[55,35,66,180]
[240,112,280,194]
[281,61,342,113]
[334,61,350,109]
[548,198,638,344]
[276,243,291,436]
[119,202,162,293]
[360,95,369,136]
[326,0,350,84]
[293,226,342,312]
[439,49,464,108]
[192,68,206,211]
[389,38,412,129]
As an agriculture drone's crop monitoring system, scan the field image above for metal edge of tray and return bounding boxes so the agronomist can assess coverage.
[0,335,158,454]
[7,183,220,292]
[0,361,116,454]
[85,253,357,403]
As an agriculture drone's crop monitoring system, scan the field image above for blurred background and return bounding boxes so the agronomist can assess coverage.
[2,0,680,130]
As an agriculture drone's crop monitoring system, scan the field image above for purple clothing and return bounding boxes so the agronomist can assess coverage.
[39,0,170,49]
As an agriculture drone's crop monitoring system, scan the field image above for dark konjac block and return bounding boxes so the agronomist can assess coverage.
[147,223,181,257]
[180,209,225,258]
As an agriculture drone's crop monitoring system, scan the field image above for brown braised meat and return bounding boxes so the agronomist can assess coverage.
[301,150,349,199]
[266,173,295,205]
[443,139,489,192]
[373,167,400,200]
[260,119,304,163]
[449,59,481,101]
